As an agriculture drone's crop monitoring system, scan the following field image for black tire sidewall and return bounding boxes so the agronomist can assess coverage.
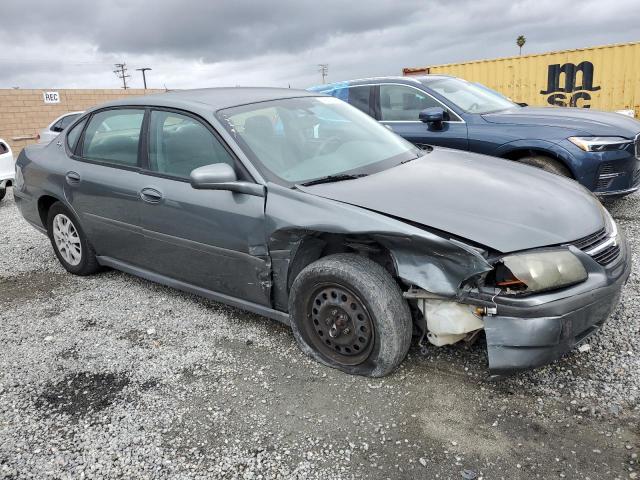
[520,155,571,177]
[46,203,96,275]
[0,187,6,202]
[289,254,412,377]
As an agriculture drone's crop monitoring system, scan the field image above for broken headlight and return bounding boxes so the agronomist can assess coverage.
[494,250,587,294]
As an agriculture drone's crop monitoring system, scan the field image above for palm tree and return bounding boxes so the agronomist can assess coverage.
[516,35,526,56]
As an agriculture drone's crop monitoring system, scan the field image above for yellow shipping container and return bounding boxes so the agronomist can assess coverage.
[403,41,640,117]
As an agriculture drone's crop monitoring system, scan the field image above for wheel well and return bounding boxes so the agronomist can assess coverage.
[284,233,424,336]
[287,233,397,292]
[37,195,59,227]
[501,148,574,178]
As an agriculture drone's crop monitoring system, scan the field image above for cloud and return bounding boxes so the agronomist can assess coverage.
[1,0,638,89]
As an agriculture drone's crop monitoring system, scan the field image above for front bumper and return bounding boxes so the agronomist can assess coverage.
[481,235,631,376]
[565,138,640,196]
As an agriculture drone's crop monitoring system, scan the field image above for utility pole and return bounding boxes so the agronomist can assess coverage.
[318,64,328,84]
[113,63,130,89]
[136,67,152,89]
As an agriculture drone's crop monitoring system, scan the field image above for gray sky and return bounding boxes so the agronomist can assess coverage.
[1,0,639,90]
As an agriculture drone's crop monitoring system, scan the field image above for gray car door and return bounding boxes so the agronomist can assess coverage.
[64,108,147,265]
[137,109,270,306]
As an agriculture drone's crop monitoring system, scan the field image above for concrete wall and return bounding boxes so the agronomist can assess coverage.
[0,89,164,154]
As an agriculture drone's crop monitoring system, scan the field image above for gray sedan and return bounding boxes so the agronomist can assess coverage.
[14,88,630,377]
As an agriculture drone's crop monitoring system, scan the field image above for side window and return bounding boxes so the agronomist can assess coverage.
[59,113,80,130]
[380,84,441,121]
[81,109,144,166]
[149,110,235,178]
[325,86,372,116]
[50,118,65,133]
[346,86,372,115]
[66,118,87,152]
[0,141,8,154]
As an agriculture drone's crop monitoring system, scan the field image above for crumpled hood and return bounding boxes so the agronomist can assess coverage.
[483,106,640,137]
[298,149,606,253]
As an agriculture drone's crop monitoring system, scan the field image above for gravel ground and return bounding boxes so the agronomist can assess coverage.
[0,187,638,479]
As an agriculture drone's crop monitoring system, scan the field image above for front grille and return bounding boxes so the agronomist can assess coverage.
[595,163,616,191]
[633,158,640,186]
[592,244,621,265]
[572,228,608,251]
[570,228,620,266]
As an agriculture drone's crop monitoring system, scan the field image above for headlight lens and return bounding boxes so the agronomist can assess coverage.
[568,136,631,152]
[496,250,587,293]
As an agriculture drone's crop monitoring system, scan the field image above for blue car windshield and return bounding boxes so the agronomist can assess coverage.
[424,77,517,114]
[217,96,422,185]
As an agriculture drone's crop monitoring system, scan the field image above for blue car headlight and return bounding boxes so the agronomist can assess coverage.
[494,249,588,293]
[568,136,632,152]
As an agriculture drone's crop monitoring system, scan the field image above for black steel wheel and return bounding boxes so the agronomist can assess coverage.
[304,284,375,366]
[289,253,412,377]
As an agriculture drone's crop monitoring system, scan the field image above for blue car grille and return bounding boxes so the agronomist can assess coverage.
[571,227,620,266]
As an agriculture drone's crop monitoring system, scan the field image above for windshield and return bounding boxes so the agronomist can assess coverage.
[424,77,517,114]
[217,96,422,185]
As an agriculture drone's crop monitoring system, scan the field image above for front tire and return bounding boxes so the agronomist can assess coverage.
[0,186,6,202]
[289,253,412,377]
[518,155,572,177]
[46,202,100,276]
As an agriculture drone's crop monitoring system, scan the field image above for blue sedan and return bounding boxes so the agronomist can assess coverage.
[310,76,640,197]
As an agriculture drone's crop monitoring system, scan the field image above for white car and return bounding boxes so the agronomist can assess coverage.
[0,138,14,202]
[37,111,84,144]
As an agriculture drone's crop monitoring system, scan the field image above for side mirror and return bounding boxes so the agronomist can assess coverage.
[419,107,446,127]
[190,163,264,197]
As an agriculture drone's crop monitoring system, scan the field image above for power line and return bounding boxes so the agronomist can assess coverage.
[318,64,328,84]
[113,63,131,89]
[136,67,152,89]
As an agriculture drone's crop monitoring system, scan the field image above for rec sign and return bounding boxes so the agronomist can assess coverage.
[43,91,60,104]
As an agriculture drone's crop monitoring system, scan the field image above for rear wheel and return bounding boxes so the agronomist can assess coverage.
[518,155,572,177]
[46,202,100,275]
[0,186,5,202]
[289,254,412,377]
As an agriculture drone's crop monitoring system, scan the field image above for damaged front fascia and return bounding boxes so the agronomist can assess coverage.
[264,183,494,310]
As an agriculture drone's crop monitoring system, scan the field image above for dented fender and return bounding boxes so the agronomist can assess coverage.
[264,183,493,311]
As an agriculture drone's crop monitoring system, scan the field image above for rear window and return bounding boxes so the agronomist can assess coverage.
[59,113,81,130]
[81,109,144,167]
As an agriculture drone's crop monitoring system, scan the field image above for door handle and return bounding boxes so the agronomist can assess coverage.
[65,171,81,185]
[140,187,163,204]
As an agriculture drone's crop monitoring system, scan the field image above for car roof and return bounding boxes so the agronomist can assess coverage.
[99,87,322,112]
[309,74,455,90]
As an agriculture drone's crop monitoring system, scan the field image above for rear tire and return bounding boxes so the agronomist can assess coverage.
[46,202,100,276]
[0,186,5,202]
[518,155,572,177]
[289,253,412,377]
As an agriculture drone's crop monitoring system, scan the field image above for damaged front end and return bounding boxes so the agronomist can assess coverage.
[404,234,630,377]
[266,183,630,378]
